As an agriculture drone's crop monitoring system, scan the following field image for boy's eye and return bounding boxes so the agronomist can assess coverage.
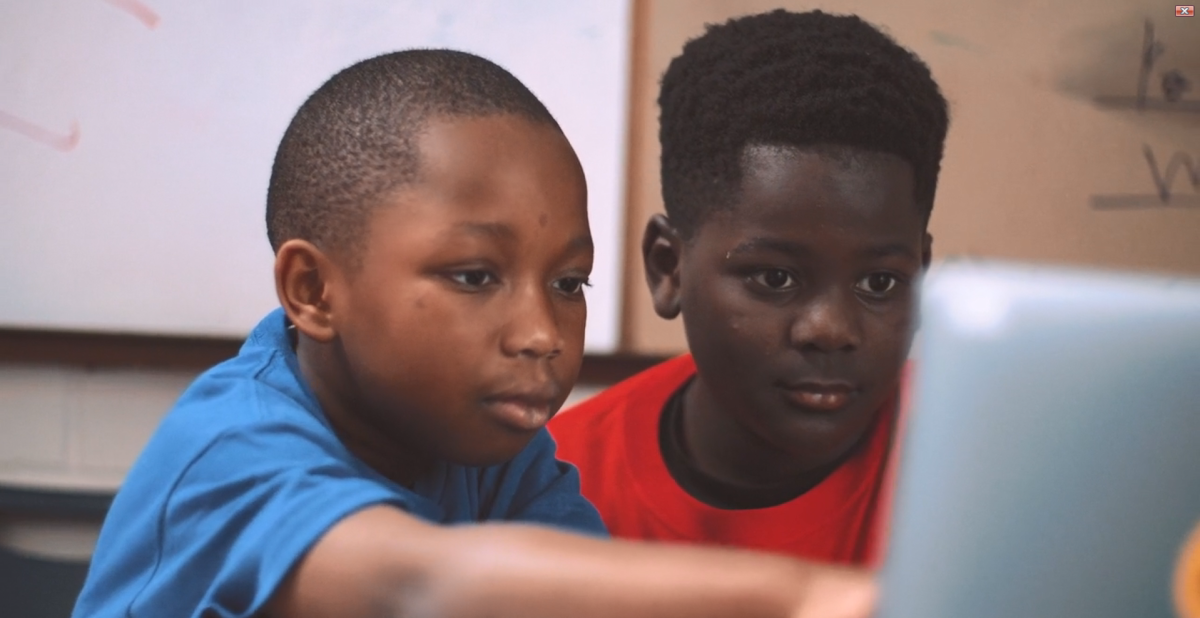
[553,276,592,295]
[855,273,898,295]
[449,270,497,288]
[750,269,798,290]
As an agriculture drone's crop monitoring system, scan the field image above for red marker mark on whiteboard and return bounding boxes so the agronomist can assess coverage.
[0,111,81,152]
[102,0,160,29]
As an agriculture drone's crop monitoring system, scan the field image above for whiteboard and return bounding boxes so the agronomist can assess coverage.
[0,0,630,352]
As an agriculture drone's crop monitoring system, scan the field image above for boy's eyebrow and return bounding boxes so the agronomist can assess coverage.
[727,237,810,257]
[451,221,517,241]
[728,238,919,260]
[449,222,594,254]
[861,243,920,259]
[565,234,594,254]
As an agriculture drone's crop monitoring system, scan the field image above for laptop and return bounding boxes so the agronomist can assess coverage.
[877,261,1200,618]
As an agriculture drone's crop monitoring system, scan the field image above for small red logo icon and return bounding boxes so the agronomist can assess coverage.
[1179,5,1196,16]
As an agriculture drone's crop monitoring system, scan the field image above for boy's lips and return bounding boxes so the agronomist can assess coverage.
[482,388,558,432]
[779,380,859,412]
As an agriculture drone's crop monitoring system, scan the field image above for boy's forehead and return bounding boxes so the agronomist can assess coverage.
[415,115,584,195]
[731,144,918,220]
[358,115,591,253]
[681,143,923,250]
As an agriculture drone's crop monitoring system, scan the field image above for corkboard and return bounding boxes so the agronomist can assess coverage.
[619,0,1200,355]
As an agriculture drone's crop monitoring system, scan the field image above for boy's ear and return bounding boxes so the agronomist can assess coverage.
[642,214,684,320]
[274,239,340,343]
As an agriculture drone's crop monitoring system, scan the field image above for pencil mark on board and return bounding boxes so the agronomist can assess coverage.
[101,0,160,29]
[1090,145,1200,209]
[1092,20,1200,113]
[928,31,985,54]
[0,111,81,152]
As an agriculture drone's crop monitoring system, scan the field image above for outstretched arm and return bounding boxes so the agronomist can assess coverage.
[267,505,875,618]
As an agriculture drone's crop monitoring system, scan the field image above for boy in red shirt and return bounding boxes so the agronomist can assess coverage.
[550,9,949,567]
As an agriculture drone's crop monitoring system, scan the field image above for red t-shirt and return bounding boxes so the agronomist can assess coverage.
[549,354,905,567]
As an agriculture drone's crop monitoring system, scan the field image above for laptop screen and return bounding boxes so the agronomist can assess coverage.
[878,262,1200,618]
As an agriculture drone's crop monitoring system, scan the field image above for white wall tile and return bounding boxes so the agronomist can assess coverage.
[0,366,70,467]
[0,517,101,561]
[68,369,196,472]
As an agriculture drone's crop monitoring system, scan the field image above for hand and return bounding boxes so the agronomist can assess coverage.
[789,565,877,618]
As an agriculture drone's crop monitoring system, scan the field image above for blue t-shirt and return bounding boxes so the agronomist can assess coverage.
[72,309,606,618]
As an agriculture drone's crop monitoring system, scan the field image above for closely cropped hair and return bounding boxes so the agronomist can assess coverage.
[658,10,950,237]
[266,49,559,262]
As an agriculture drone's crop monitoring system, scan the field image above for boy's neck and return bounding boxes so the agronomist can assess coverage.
[674,377,859,501]
[295,336,434,488]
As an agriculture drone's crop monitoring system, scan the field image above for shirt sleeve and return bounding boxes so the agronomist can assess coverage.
[477,428,609,537]
[129,422,410,618]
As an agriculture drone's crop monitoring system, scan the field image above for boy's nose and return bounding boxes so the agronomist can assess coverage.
[500,284,563,360]
[788,291,862,354]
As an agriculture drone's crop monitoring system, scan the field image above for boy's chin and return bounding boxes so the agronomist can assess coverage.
[755,402,879,454]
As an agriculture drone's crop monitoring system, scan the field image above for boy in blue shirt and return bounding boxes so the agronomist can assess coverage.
[73,49,874,618]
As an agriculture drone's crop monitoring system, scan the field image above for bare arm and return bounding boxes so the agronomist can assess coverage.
[266,505,875,618]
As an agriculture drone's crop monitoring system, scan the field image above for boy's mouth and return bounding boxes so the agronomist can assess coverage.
[778,380,859,412]
[482,389,558,432]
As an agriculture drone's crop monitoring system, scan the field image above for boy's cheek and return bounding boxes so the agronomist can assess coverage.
[864,312,914,351]
[558,302,588,336]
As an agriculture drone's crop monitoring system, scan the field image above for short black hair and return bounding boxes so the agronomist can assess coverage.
[266,49,559,262]
[658,10,950,238]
